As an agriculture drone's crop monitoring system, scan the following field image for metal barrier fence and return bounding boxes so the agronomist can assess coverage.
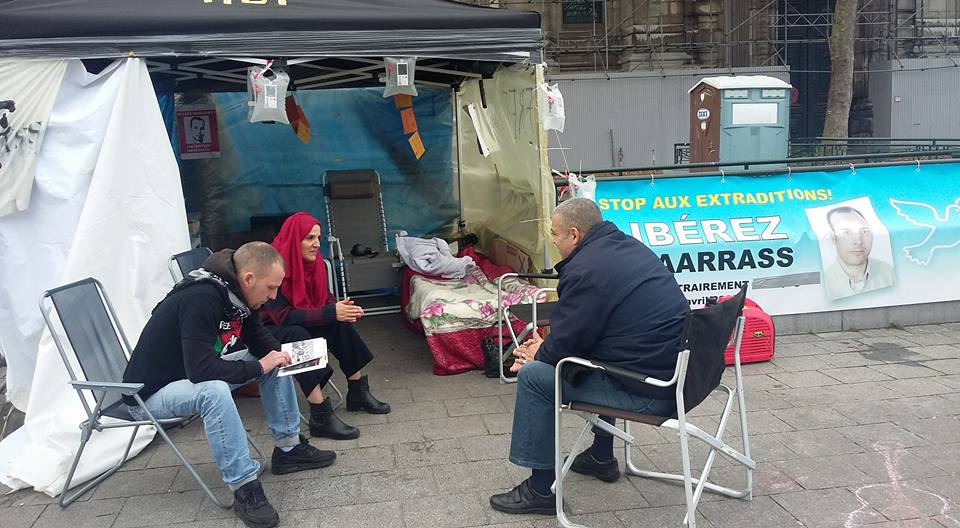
[673,138,960,165]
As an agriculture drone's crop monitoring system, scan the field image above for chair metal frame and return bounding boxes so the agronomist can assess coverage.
[552,315,755,528]
[167,247,213,282]
[495,272,559,384]
[41,277,265,508]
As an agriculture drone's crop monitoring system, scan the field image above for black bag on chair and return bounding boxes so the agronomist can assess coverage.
[482,330,516,378]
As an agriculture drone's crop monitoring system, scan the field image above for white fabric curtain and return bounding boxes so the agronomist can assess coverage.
[0,58,189,496]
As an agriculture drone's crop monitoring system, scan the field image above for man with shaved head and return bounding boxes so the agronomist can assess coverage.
[490,198,689,516]
[123,242,334,528]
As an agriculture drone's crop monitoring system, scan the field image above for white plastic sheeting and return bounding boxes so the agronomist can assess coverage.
[0,58,189,496]
[0,60,67,217]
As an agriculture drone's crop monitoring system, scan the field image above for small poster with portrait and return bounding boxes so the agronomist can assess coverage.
[277,337,328,377]
[177,104,221,160]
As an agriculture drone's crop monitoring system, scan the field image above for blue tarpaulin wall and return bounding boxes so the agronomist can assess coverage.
[179,86,456,239]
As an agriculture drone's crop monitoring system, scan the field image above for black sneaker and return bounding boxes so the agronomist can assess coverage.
[270,435,337,475]
[489,478,556,515]
[570,450,621,483]
[233,480,279,528]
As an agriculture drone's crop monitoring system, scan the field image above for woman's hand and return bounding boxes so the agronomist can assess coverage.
[335,298,364,323]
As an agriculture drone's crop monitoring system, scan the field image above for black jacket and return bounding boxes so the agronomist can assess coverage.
[536,221,688,399]
[122,250,280,403]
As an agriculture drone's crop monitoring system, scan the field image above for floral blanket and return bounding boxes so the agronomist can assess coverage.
[405,266,544,374]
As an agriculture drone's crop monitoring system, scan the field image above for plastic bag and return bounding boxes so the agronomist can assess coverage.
[566,173,596,201]
[538,82,565,132]
[383,57,418,98]
[247,62,290,124]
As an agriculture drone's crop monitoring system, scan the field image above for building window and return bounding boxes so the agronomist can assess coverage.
[562,0,604,24]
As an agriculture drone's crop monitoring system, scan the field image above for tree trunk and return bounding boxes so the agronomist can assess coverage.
[822,0,859,139]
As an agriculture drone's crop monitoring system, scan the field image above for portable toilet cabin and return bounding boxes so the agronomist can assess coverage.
[688,75,792,166]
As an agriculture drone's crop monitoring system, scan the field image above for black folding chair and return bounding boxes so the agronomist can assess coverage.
[39,277,264,508]
[553,285,755,528]
[167,247,213,282]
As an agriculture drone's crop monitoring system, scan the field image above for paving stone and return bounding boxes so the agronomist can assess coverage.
[533,512,627,527]
[772,342,830,357]
[33,498,125,528]
[775,334,821,344]
[770,355,833,372]
[770,406,857,430]
[861,327,915,338]
[814,331,867,341]
[710,464,803,496]
[382,399,447,423]
[90,466,178,499]
[419,415,490,441]
[846,450,947,482]
[394,438,466,469]
[870,362,945,379]
[813,339,873,353]
[836,422,930,450]
[460,433,512,462]
[445,396,508,417]
[903,333,960,347]
[859,336,925,351]
[482,413,515,436]
[698,495,801,528]
[115,490,205,527]
[559,476,650,515]
[923,358,960,375]
[772,488,885,528]
[281,474,360,510]
[324,445,396,478]
[358,466,437,502]
[615,504,715,527]
[0,504,47,528]
[740,390,794,412]
[147,439,217,469]
[290,500,403,528]
[881,378,956,397]
[903,324,953,334]
[354,420,423,447]
[820,366,894,383]
[434,460,524,494]
[164,519,242,528]
[851,479,958,521]
[767,370,842,389]
[910,344,960,360]
[402,491,490,528]
[774,456,877,490]
[771,428,864,457]
[897,416,960,442]
[740,374,792,391]
[910,442,960,474]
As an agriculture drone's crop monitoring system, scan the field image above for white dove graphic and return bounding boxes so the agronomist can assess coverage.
[889,197,960,265]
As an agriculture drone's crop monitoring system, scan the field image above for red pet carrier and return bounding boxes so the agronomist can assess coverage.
[718,296,775,365]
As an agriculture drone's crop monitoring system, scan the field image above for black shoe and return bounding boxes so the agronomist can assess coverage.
[489,478,556,515]
[309,408,360,440]
[570,450,621,483]
[346,375,391,414]
[233,480,279,528]
[270,435,337,475]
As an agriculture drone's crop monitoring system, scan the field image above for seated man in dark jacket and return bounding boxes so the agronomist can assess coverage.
[489,198,689,515]
[123,242,335,528]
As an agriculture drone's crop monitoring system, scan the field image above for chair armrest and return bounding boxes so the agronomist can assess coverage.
[555,358,679,388]
[515,273,559,280]
[69,380,145,396]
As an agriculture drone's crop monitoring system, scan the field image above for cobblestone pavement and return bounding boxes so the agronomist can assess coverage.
[2,317,960,527]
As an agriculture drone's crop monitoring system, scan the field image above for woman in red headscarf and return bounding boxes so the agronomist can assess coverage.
[262,212,390,441]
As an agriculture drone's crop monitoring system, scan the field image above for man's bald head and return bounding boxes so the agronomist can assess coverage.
[550,198,603,259]
[234,241,284,276]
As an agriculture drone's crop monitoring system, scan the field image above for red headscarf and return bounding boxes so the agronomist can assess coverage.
[271,212,329,310]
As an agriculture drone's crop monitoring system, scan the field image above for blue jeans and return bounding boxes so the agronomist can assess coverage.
[509,360,675,470]
[130,350,301,490]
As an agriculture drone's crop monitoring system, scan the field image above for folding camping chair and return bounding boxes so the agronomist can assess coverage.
[552,285,754,528]
[495,272,559,383]
[323,169,405,315]
[40,277,265,508]
[167,251,344,410]
[168,247,213,282]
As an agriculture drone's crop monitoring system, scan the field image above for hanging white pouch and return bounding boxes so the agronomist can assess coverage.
[538,82,565,132]
[383,57,418,98]
[566,173,596,201]
[247,62,290,124]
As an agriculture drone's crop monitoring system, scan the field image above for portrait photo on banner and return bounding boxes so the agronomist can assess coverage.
[804,196,896,301]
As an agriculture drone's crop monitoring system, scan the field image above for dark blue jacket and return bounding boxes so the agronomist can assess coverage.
[537,221,688,399]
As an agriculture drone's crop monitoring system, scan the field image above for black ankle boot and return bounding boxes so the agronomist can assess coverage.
[309,400,359,440]
[346,375,391,414]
